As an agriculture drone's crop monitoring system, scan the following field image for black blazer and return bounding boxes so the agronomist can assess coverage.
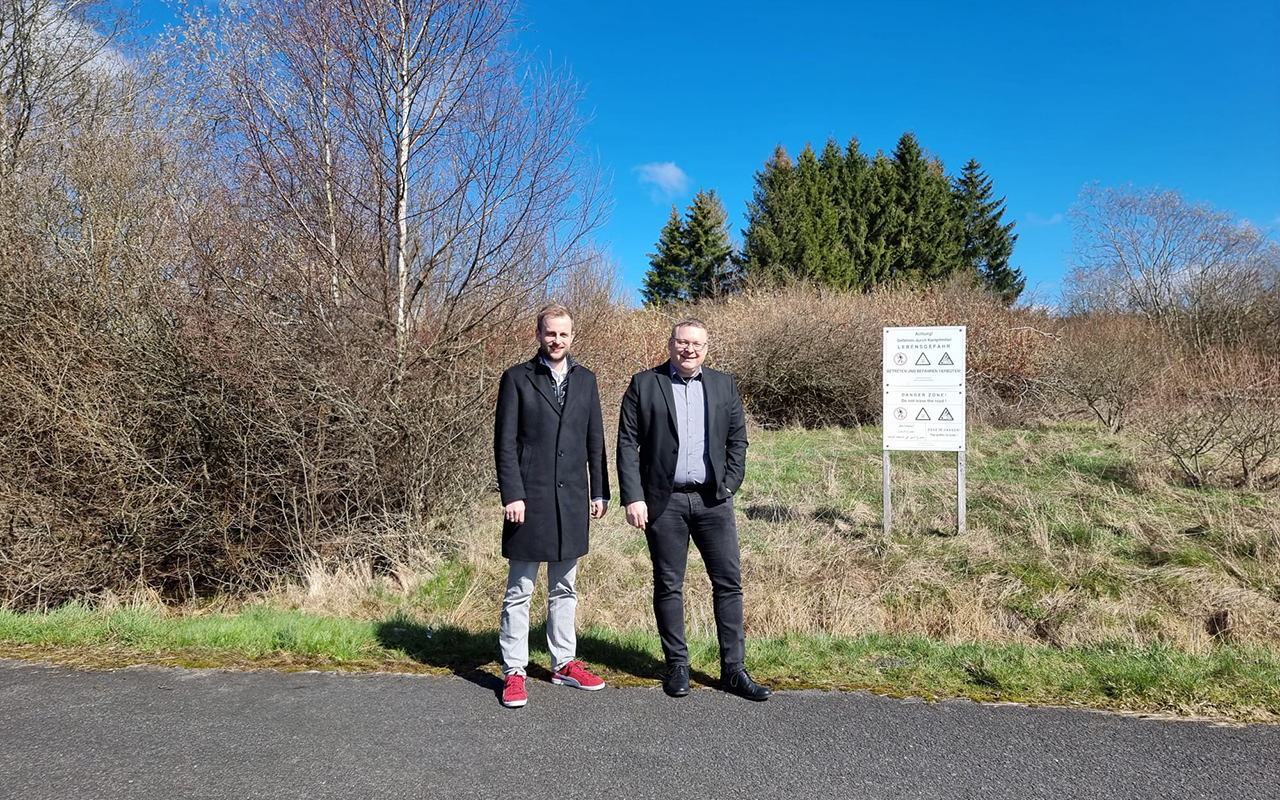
[494,355,608,562]
[617,362,748,518]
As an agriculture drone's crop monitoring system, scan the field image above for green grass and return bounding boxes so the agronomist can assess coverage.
[2,606,1276,721]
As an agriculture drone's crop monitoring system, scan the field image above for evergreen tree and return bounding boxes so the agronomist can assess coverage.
[888,132,962,283]
[641,192,736,306]
[682,189,735,299]
[642,206,688,306]
[863,151,901,287]
[832,136,871,288]
[741,145,801,280]
[952,158,1023,304]
[793,142,846,284]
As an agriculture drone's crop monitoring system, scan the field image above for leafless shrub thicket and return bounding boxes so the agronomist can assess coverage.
[1058,183,1280,485]
[1042,314,1172,433]
[705,279,1059,428]
[1134,349,1280,488]
[0,0,606,607]
[1065,183,1280,354]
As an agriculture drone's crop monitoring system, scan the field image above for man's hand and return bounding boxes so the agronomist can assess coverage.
[624,500,648,530]
[590,499,607,519]
[504,500,526,525]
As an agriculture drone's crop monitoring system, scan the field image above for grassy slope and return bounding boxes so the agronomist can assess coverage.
[2,423,1278,721]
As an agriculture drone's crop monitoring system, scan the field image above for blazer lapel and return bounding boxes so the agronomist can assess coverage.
[656,363,677,433]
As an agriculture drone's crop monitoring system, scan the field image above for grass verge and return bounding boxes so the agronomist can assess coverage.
[1,605,1276,723]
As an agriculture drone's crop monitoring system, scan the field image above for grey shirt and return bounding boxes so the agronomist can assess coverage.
[670,364,712,487]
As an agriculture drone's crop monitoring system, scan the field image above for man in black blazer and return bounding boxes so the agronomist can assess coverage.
[494,304,609,708]
[617,318,771,701]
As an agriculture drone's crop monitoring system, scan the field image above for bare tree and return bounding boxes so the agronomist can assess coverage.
[0,0,134,174]
[1064,184,1280,351]
[178,0,604,382]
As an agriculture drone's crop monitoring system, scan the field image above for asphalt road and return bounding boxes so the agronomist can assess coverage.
[2,659,1276,799]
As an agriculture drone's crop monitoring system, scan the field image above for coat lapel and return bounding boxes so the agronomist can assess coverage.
[526,357,562,416]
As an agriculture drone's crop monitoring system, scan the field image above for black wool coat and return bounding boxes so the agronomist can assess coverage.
[616,362,748,519]
[494,355,609,562]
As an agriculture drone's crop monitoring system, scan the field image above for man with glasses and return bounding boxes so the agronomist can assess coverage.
[617,318,771,701]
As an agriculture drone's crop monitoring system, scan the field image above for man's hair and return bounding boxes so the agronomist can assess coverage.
[536,303,574,332]
[669,317,708,340]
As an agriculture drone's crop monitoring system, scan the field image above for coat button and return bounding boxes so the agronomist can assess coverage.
[558,482,564,487]
[671,447,678,454]
[559,451,564,457]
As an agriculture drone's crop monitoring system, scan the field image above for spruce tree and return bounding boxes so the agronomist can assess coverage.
[952,158,1023,304]
[794,142,846,285]
[863,151,901,287]
[888,132,962,283]
[741,145,801,280]
[682,189,735,300]
[641,206,689,306]
[834,136,871,287]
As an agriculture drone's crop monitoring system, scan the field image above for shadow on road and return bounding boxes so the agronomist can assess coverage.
[375,620,674,694]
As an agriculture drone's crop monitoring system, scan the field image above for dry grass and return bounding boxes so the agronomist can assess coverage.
[255,423,1280,661]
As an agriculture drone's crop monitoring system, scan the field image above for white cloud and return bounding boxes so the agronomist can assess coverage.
[632,161,689,199]
[1025,212,1064,226]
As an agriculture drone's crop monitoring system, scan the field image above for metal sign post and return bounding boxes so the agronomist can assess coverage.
[882,326,967,535]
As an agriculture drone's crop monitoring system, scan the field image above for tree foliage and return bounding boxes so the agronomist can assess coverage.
[641,189,734,306]
[953,158,1023,305]
[738,132,1024,301]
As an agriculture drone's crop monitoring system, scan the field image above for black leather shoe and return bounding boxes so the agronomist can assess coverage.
[722,669,771,701]
[663,664,690,697]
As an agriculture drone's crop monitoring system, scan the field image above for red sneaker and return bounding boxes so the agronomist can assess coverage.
[501,673,527,708]
[551,660,605,691]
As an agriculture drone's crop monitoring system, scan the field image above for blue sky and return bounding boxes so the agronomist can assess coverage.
[139,0,1280,306]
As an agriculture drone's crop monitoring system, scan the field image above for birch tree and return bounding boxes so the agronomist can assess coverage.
[193,0,603,383]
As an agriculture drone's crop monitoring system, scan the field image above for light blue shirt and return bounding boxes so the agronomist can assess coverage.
[670,364,711,487]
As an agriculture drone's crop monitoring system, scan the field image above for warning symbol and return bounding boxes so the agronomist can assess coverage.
[915,353,931,366]
[939,352,954,366]
[893,407,907,420]
[938,408,954,421]
[915,408,931,420]
[893,352,907,366]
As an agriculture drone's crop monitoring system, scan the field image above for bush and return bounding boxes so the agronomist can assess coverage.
[1134,347,1280,487]
[703,281,1058,429]
[1044,315,1171,433]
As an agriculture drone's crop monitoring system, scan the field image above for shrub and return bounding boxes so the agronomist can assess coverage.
[1044,315,1171,433]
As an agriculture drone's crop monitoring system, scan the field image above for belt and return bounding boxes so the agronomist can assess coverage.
[672,483,708,493]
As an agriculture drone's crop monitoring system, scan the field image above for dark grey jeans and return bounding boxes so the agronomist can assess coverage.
[645,489,745,673]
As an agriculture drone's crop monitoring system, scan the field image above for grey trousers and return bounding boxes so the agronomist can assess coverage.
[499,558,578,676]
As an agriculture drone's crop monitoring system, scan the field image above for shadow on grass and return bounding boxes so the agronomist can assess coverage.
[744,503,870,538]
[375,621,503,693]
[375,620,673,694]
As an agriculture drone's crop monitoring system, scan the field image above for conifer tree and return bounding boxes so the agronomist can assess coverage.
[888,132,962,283]
[741,145,801,279]
[682,189,735,299]
[863,151,901,287]
[833,136,871,287]
[953,158,1023,304]
[642,206,689,306]
[794,142,846,284]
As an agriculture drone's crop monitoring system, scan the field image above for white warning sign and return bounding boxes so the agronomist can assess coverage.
[883,326,966,388]
[883,388,966,451]
[883,325,967,452]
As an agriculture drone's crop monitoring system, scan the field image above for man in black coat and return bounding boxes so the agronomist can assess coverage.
[617,318,771,701]
[494,304,609,709]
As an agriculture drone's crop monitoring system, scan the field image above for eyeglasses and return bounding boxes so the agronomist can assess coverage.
[672,338,707,351]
